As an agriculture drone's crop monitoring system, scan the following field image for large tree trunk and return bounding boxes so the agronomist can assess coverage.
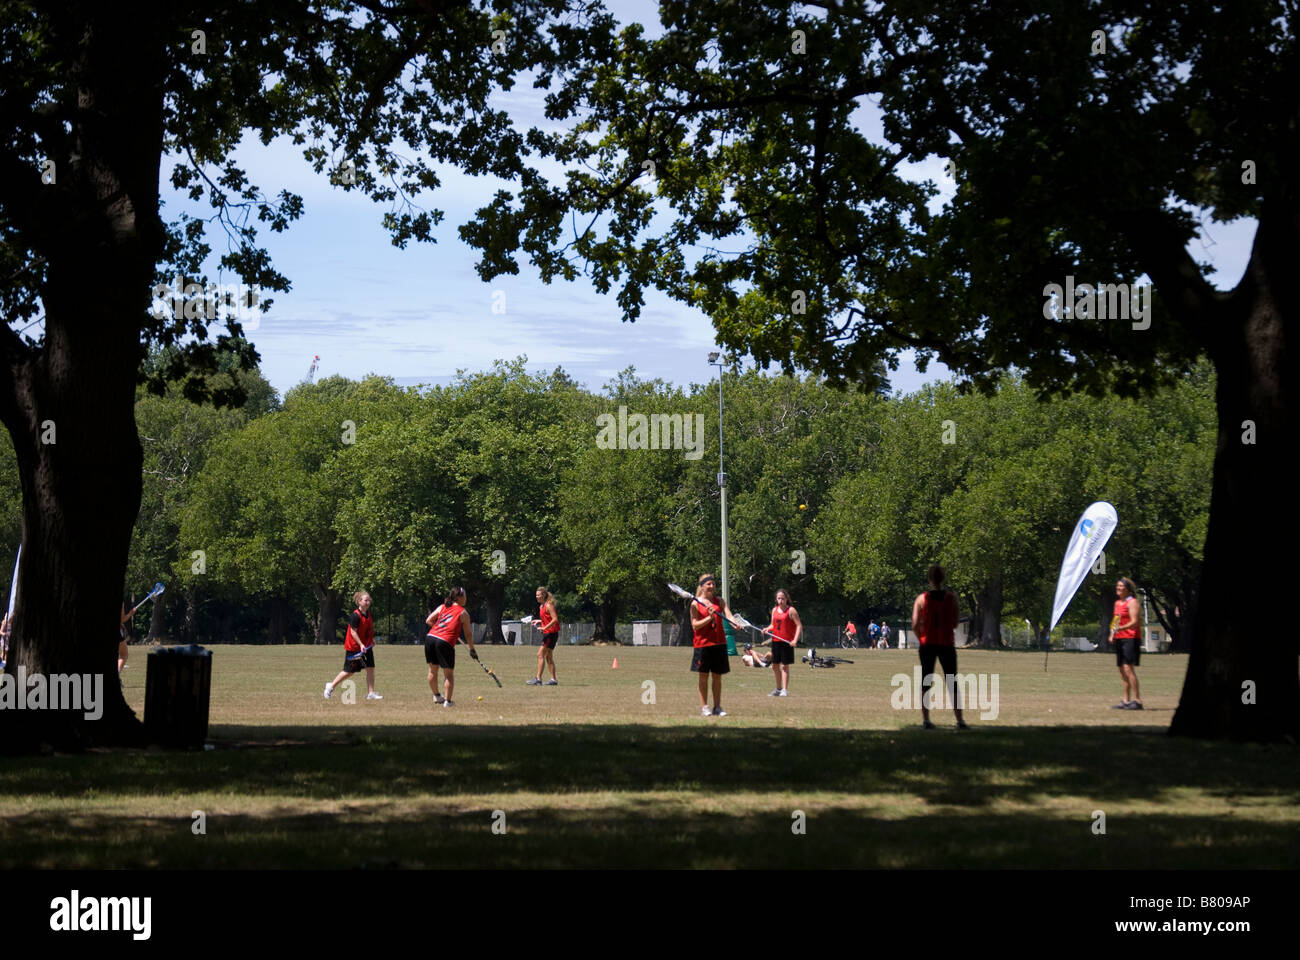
[0,13,165,751]
[147,588,168,640]
[267,596,292,645]
[975,578,1004,649]
[1171,193,1298,740]
[480,580,506,643]
[593,597,617,642]
[314,587,343,645]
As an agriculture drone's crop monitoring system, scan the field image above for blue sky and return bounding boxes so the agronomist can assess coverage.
[165,0,1257,400]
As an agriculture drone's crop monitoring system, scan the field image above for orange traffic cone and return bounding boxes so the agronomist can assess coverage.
[612,657,619,669]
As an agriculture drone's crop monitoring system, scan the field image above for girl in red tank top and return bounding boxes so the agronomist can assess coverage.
[324,591,381,701]
[425,586,476,708]
[690,574,745,717]
[1109,577,1143,710]
[528,587,561,686]
[766,589,802,697]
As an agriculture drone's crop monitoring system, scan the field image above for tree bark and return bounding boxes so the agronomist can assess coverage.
[1171,188,1298,740]
[975,578,1004,649]
[267,596,292,645]
[147,589,168,640]
[314,587,343,646]
[0,13,166,750]
[593,596,618,641]
[481,580,505,643]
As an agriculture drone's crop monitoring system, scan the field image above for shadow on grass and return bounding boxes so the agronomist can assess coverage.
[3,724,1297,805]
[2,803,1297,869]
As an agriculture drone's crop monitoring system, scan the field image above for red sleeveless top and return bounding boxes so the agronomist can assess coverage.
[539,604,558,634]
[427,603,465,644]
[770,605,797,643]
[692,598,726,648]
[1113,599,1138,639]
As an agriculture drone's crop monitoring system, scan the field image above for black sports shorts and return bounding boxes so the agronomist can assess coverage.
[541,632,559,650]
[918,645,958,693]
[769,641,794,665]
[425,638,456,669]
[690,644,730,674]
[1116,637,1141,666]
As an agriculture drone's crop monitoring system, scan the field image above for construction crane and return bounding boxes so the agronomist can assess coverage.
[306,354,320,383]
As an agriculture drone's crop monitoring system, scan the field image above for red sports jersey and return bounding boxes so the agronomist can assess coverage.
[916,590,958,647]
[1113,599,1138,639]
[344,609,374,652]
[692,598,726,648]
[770,605,797,644]
[539,604,558,633]
[427,603,465,644]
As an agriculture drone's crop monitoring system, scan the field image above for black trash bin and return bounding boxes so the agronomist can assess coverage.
[144,644,213,747]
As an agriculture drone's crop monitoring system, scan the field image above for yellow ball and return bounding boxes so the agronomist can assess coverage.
[477,696,483,701]
[799,504,807,510]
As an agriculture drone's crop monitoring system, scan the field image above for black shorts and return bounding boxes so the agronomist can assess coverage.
[343,648,374,673]
[690,644,730,674]
[541,632,559,650]
[769,641,794,665]
[425,638,456,669]
[918,645,958,684]
[1116,637,1141,666]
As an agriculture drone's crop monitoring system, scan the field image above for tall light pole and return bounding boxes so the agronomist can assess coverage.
[708,352,729,607]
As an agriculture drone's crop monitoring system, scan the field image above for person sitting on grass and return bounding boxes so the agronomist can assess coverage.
[741,642,771,668]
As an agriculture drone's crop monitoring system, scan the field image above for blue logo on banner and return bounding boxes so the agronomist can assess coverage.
[1080,518,1094,537]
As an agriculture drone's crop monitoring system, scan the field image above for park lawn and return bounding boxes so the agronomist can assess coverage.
[1,645,1296,868]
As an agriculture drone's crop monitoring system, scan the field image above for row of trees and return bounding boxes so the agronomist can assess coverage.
[2,356,1213,650]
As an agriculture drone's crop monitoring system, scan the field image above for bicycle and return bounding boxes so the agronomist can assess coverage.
[803,648,855,668]
[840,629,859,649]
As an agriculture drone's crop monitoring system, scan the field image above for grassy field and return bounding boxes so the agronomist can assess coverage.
[2,644,1297,869]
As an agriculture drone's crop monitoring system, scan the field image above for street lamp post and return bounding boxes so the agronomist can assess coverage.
[708,352,729,607]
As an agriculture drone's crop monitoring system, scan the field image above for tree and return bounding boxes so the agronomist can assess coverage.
[557,369,696,639]
[468,1,1298,740]
[0,0,614,745]
[180,376,409,645]
[129,353,278,642]
[337,361,586,643]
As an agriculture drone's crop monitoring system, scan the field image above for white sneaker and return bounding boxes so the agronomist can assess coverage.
[366,692,383,700]
[323,683,333,700]
[443,700,454,708]
[712,707,727,717]
[433,694,445,704]
[769,689,781,696]
[777,689,788,697]
[701,707,712,718]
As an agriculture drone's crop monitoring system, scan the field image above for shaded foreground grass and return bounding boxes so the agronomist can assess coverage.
[1,645,1297,868]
